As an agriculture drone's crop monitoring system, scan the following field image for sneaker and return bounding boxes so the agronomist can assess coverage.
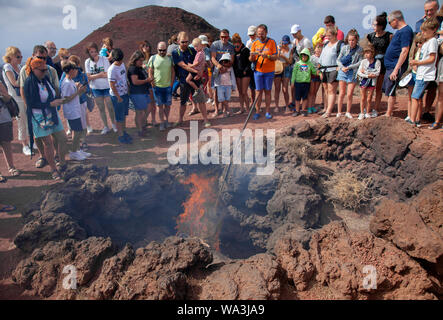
[111,123,118,133]
[118,135,132,144]
[253,113,261,120]
[123,131,133,142]
[101,126,110,135]
[69,151,86,161]
[429,122,441,130]
[265,112,272,119]
[78,150,92,158]
[22,145,32,156]
[301,111,308,117]
[365,113,371,119]
[207,98,213,104]
[406,119,414,125]
[404,116,411,122]
[321,113,331,118]
[166,121,172,128]
[204,122,211,128]
[345,112,353,119]
[415,121,421,128]
[159,122,166,131]
[371,110,378,118]
[336,113,342,118]
[66,129,71,136]
[87,126,93,134]
[311,107,318,113]
[307,107,313,114]
[358,113,365,120]
[288,102,295,110]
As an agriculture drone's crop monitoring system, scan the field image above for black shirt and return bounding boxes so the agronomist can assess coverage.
[127,65,149,94]
[233,45,253,78]
[367,31,393,57]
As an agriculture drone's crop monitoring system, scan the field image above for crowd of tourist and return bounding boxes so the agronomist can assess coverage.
[0,2,442,182]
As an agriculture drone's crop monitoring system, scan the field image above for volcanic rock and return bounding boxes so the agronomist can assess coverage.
[370,181,443,274]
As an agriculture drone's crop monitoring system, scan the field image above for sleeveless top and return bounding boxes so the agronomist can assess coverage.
[367,32,392,56]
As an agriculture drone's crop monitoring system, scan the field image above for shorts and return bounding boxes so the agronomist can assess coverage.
[337,69,357,83]
[193,87,207,104]
[311,75,321,83]
[153,87,172,106]
[0,122,13,143]
[110,94,129,122]
[92,88,110,97]
[294,82,310,101]
[382,68,404,97]
[129,93,150,110]
[217,86,232,102]
[407,73,416,87]
[411,80,430,100]
[275,66,292,79]
[254,71,274,91]
[67,118,84,132]
[31,112,64,139]
[321,70,338,83]
[180,82,195,106]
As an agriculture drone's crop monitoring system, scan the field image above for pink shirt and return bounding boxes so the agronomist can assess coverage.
[220,68,233,86]
[193,51,206,75]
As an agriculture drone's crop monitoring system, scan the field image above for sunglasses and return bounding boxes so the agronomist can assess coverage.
[234,44,241,48]
[62,56,70,59]
[37,68,48,73]
[180,41,189,44]
[158,49,166,52]
[36,56,46,60]
[220,36,229,39]
[16,55,22,59]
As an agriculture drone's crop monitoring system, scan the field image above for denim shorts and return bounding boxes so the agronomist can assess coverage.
[254,71,274,91]
[337,69,356,83]
[275,66,292,79]
[92,88,110,97]
[217,85,232,102]
[129,93,150,110]
[407,73,416,87]
[411,79,430,100]
[153,87,172,106]
[382,68,404,97]
[110,94,129,122]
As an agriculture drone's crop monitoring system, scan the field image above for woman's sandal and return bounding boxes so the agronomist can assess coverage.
[8,167,21,177]
[35,157,47,169]
[0,175,7,183]
[51,170,62,181]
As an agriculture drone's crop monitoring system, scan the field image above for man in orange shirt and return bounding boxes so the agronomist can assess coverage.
[249,24,278,120]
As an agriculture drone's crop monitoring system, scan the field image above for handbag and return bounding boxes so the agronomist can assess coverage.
[0,96,20,118]
[86,93,95,112]
[275,60,284,75]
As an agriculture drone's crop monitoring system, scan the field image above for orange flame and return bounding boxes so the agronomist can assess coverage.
[176,174,219,249]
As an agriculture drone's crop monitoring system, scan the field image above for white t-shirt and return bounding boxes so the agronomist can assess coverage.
[85,56,110,90]
[61,77,82,120]
[246,38,256,49]
[107,63,128,96]
[2,63,21,99]
[416,37,438,81]
[32,82,56,116]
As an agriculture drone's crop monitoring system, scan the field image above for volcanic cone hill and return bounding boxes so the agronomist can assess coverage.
[67,5,220,63]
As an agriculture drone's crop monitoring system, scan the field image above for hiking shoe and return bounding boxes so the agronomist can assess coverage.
[345,112,353,119]
[292,111,300,117]
[371,110,378,118]
[101,126,110,135]
[358,113,365,120]
[265,112,272,119]
[253,113,261,120]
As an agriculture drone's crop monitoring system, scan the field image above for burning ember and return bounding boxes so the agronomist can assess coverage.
[176,174,220,249]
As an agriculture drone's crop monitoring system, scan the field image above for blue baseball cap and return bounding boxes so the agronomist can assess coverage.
[282,35,291,44]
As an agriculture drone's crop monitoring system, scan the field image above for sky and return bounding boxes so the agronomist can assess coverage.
[0,0,424,60]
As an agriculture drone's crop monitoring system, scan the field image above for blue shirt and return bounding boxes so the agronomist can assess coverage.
[384,25,414,70]
[172,46,196,83]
